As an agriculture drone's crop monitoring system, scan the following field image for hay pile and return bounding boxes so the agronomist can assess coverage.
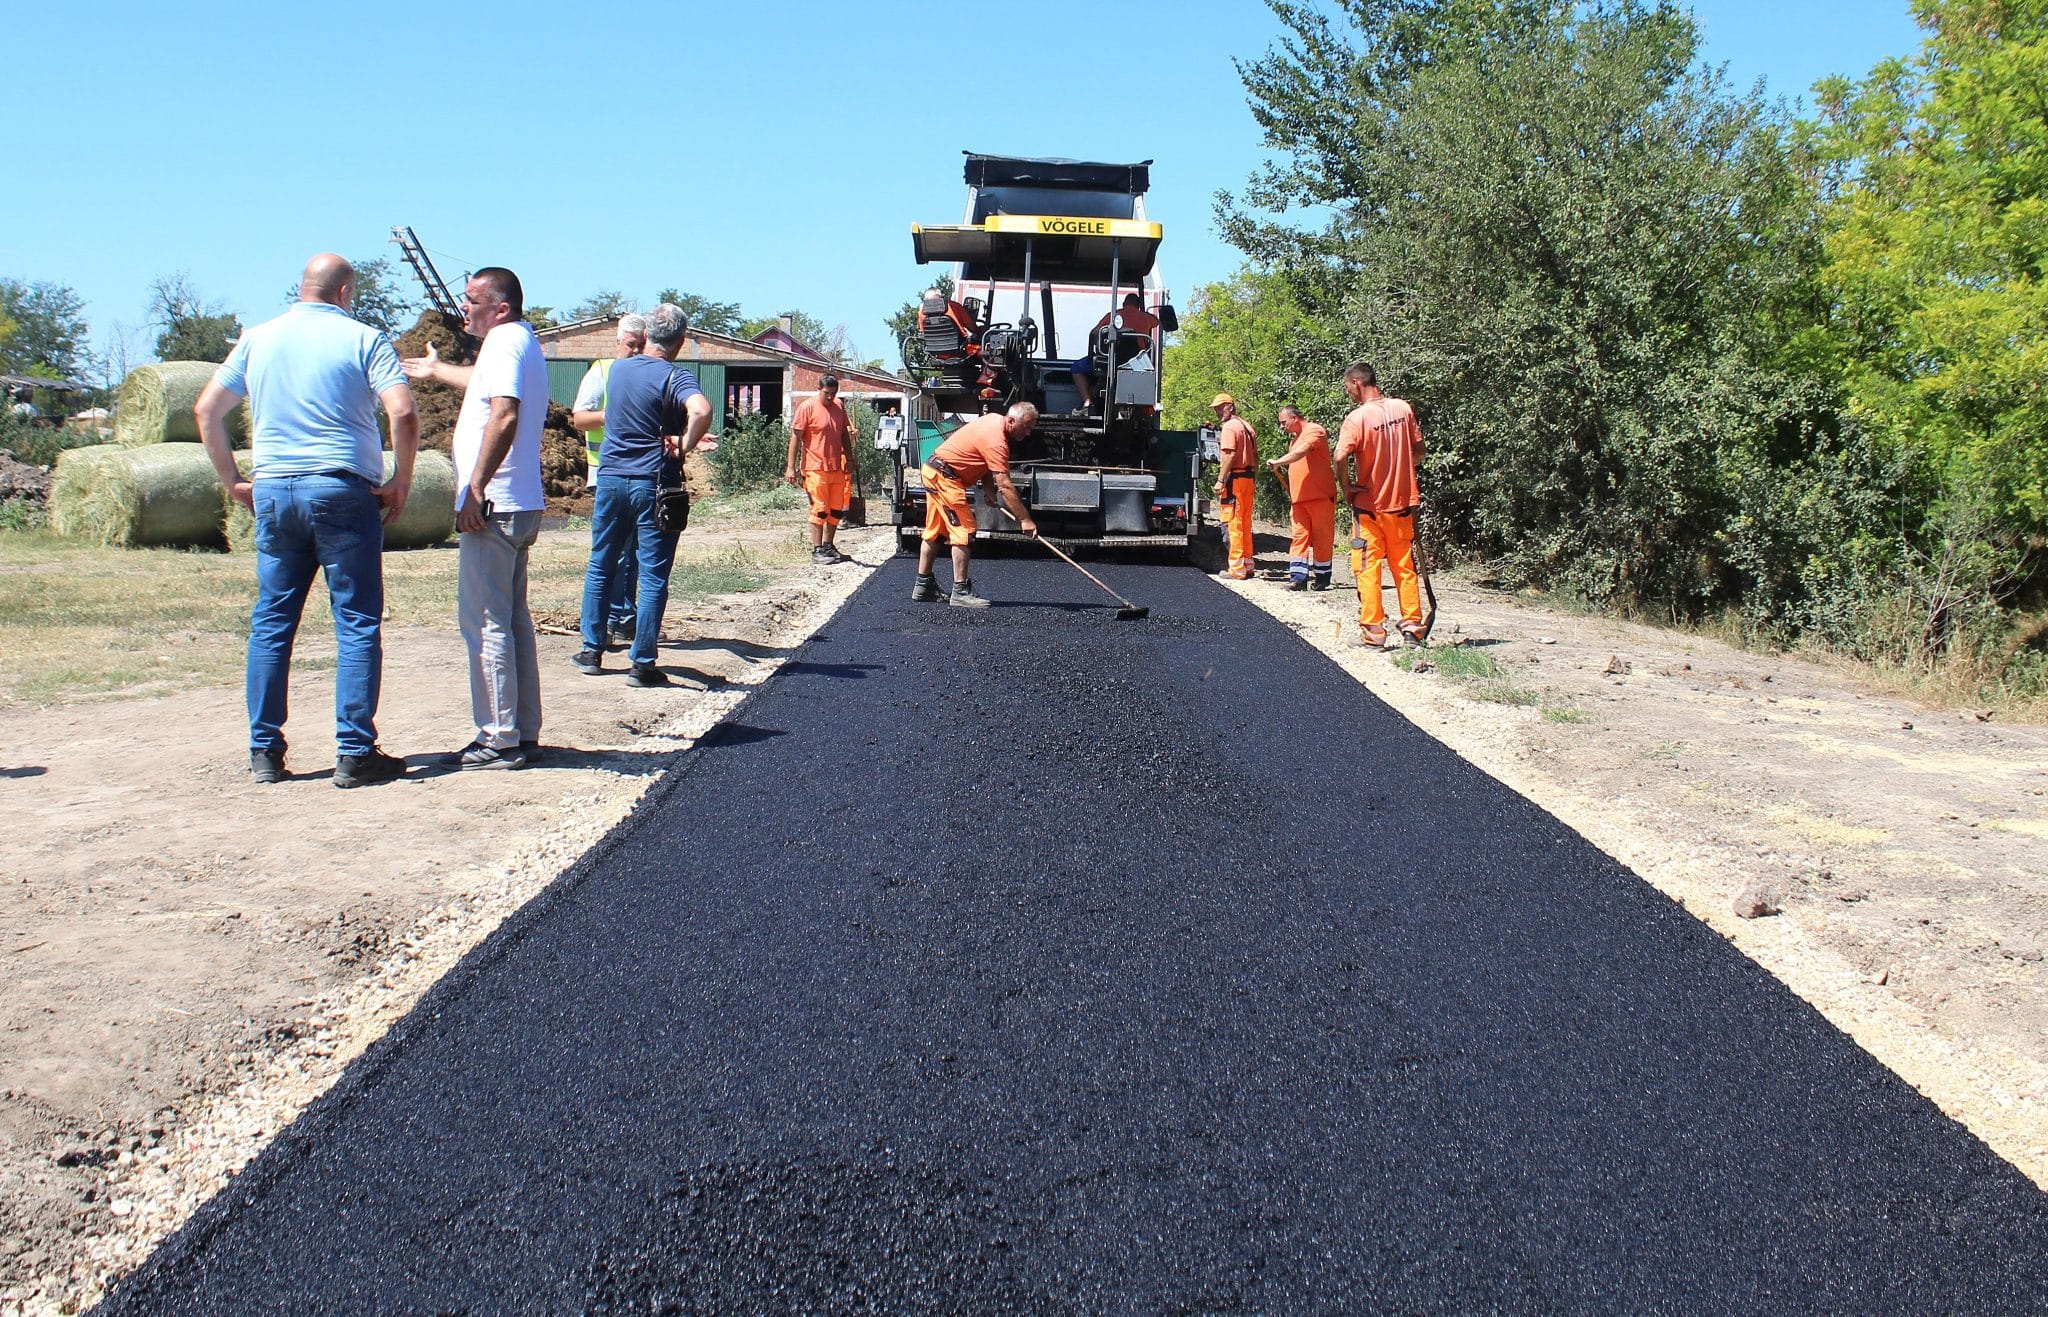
[51,444,226,548]
[224,452,458,551]
[48,444,128,539]
[115,362,246,447]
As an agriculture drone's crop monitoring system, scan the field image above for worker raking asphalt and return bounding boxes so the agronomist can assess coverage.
[107,557,2048,1312]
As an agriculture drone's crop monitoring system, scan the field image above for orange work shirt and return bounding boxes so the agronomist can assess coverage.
[1285,421,1337,504]
[1335,396,1423,512]
[791,396,853,473]
[930,412,1010,484]
[920,299,976,338]
[1093,305,1160,337]
[1218,416,1258,475]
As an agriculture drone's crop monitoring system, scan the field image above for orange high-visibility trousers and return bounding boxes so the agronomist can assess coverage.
[1222,471,1256,574]
[803,470,852,528]
[921,466,975,546]
[1288,498,1335,584]
[1352,507,1422,628]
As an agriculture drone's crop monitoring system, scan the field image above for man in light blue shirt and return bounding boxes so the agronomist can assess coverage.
[196,253,419,788]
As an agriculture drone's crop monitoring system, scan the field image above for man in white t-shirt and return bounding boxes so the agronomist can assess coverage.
[401,266,549,770]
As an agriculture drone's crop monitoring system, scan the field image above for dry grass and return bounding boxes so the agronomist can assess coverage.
[0,519,789,706]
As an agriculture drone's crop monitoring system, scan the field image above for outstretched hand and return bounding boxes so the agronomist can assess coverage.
[399,341,441,382]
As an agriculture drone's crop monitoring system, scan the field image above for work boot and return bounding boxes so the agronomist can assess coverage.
[949,581,991,609]
[1226,566,1254,581]
[608,616,636,645]
[334,747,405,789]
[1358,624,1390,649]
[824,543,851,564]
[1398,621,1428,648]
[910,573,940,603]
[1283,576,1308,592]
[811,544,838,565]
[250,748,285,785]
[1309,577,1331,592]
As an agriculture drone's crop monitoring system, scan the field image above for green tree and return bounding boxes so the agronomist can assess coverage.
[149,273,240,364]
[525,306,559,331]
[885,274,953,369]
[1809,0,2048,533]
[278,256,417,334]
[0,278,94,379]
[1229,0,1838,615]
[740,309,857,365]
[654,289,741,335]
[567,290,632,321]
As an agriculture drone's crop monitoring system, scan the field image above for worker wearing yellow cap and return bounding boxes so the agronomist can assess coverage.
[1210,394,1258,580]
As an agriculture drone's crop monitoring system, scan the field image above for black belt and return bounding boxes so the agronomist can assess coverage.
[927,457,963,481]
[1229,469,1256,481]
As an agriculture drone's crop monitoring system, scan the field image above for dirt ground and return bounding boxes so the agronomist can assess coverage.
[3,517,2045,1313]
[0,515,894,1314]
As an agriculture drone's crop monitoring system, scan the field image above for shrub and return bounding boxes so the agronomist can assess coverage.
[709,412,789,494]
[0,409,103,469]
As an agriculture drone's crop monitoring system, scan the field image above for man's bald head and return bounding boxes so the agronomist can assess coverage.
[299,254,355,307]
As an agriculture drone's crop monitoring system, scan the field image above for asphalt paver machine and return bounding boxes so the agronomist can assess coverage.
[891,154,1203,553]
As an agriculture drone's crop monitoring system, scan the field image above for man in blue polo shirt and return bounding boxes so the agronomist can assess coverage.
[571,302,713,686]
[195,253,420,788]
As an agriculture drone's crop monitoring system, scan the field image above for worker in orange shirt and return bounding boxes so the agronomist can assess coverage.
[1266,404,1336,591]
[918,288,979,349]
[913,402,1040,608]
[784,374,859,565]
[1333,361,1426,648]
[1210,393,1258,580]
[1073,293,1160,411]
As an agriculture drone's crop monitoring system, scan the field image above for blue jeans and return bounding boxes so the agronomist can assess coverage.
[607,528,638,628]
[248,473,384,756]
[580,474,679,668]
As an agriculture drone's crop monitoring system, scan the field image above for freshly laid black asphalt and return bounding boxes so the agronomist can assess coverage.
[108,555,2048,1312]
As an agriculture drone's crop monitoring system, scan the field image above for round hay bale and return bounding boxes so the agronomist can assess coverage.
[68,444,227,548]
[114,362,245,447]
[47,444,128,540]
[226,451,458,552]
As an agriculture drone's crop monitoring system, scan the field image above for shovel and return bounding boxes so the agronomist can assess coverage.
[1003,510,1148,620]
[1411,502,1438,643]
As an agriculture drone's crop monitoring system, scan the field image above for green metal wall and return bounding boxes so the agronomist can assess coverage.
[544,358,728,433]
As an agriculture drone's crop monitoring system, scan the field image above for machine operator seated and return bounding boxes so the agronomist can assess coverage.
[1072,293,1159,411]
[917,289,980,361]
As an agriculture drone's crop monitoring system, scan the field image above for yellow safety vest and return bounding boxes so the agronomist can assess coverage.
[585,358,614,475]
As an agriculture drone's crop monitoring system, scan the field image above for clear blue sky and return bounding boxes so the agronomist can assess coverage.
[2,1,1925,375]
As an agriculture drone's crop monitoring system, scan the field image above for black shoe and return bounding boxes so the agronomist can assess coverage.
[456,741,527,771]
[911,573,940,603]
[520,741,544,764]
[824,544,851,564]
[334,747,405,789]
[608,617,636,644]
[1309,578,1331,592]
[250,748,285,785]
[627,664,669,687]
[572,649,604,675]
